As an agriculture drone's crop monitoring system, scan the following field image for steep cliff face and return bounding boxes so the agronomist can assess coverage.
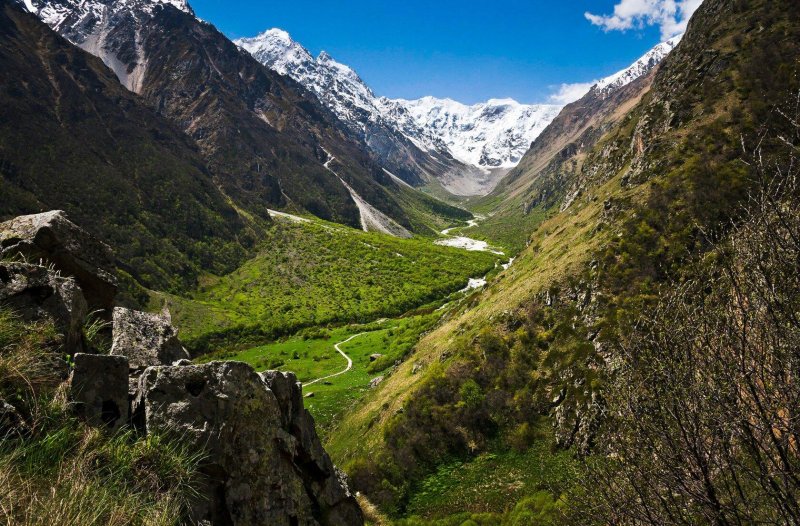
[0,2,250,291]
[25,0,414,231]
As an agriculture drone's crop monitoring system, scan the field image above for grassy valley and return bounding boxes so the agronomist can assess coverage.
[3,0,799,524]
[160,214,500,353]
[197,312,442,433]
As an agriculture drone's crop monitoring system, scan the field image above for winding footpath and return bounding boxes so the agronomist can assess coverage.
[302,332,365,387]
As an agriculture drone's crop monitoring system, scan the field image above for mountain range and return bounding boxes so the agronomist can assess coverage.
[235,28,679,196]
[21,0,456,234]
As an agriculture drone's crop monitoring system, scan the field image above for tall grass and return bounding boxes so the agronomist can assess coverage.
[0,307,205,525]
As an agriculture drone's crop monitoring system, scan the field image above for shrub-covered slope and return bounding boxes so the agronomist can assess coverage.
[328,0,800,520]
[0,3,251,292]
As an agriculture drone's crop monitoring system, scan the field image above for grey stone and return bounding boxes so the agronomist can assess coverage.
[260,370,302,428]
[172,359,193,366]
[134,363,363,526]
[0,261,87,357]
[0,398,26,437]
[70,353,129,431]
[369,376,384,389]
[368,353,383,362]
[110,307,189,369]
[0,211,117,311]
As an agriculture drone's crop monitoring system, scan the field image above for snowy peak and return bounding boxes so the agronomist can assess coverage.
[592,35,683,97]
[235,29,378,126]
[378,96,563,169]
[27,0,193,30]
[236,28,314,76]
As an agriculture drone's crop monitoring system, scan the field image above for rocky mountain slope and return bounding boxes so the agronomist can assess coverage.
[236,28,562,196]
[23,0,426,232]
[329,0,800,519]
[0,1,252,292]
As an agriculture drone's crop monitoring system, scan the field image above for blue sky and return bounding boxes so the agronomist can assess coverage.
[190,0,696,104]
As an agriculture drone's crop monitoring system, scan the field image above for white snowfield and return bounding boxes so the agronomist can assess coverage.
[437,216,504,255]
[382,168,414,189]
[267,209,310,223]
[460,277,487,292]
[435,236,504,255]
[377,96,562,169]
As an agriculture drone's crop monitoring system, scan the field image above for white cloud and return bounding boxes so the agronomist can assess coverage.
[548,82,598,105]
[585,0,703,40]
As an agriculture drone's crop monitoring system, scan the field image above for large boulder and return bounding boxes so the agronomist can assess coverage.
[110,307,189,370]
[0,211,117,311]
[261,371,363,526]
[0,261,87,356]
[134,362,363,526]
[70,353,130,432]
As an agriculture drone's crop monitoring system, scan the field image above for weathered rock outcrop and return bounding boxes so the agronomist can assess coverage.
[135,363,363,526]
[0,210,362,524]
[110,307,190,370]
[0,211,117,311]
[0,261,87,356]
[71,353,130,432]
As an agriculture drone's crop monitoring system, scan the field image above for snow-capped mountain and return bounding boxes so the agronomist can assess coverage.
[377,97,562,169]
[22,0,195,94]
[24,0,429,234]
[23,0,192,29]
[237,28,478,190]
[236,28,563,191]
[591,35,683,99]
[237,29,379,129]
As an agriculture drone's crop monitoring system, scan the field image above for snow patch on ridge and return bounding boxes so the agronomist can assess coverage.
[593,34,683,97]
[321,151,412,238]
[435,237,504,255]
[553,35,683,104]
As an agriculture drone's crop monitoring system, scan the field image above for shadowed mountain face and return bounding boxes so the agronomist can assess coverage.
[26,0,414,230]
[0,1,251,291]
